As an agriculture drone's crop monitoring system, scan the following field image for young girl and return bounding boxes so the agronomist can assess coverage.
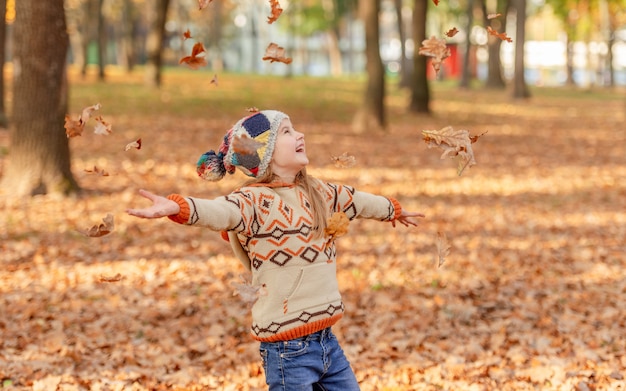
[126,110,424,390]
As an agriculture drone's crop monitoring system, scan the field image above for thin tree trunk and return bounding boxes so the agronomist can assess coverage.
[0,0,8,128]
[144,0,171,88]
[481,0,508,89]
[459,0,474,89]
[394,0,412,88]
[409,0,430,113]
[1,0,78,197]
[97,0,106,80]
[512,0,530,98]
[352,0,386,133]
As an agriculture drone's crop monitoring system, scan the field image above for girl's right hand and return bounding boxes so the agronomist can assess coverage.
[126,189,180,219]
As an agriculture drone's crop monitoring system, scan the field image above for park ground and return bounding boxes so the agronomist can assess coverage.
[1,68,625,390]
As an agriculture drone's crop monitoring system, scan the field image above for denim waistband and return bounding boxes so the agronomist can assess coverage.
[288,327,332,343]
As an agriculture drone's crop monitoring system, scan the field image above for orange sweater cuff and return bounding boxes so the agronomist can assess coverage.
[388,197,402,221]
[167,194,190,224]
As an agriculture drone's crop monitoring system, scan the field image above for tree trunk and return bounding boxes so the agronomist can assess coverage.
[96,0,106,80]
[144,0,171,88]
[119,0,137,72]
[512,0,530,99]
[482,0,508,89]
[352,0,386,133]
[394,0,412,88]
[459,0,474,89]
[1,0,78,197]
[0,0,8,128]
[409,0,430,113]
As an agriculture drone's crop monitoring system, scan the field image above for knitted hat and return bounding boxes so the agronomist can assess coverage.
[197,110,289,181]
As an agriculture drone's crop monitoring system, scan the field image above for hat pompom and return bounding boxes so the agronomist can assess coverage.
[197,150,226,181]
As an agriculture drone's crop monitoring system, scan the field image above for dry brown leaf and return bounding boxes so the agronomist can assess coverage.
[183,29,192,40]
[331,152,356,168]
[93,116,112,135]
[124,138,142,151]
[445,27,459,37]
[197,0,212,10]
[210,74,218,86]
[324,212,350,249]
[262,42,292,64]
[80,213,114,238]
[65,103,102,138]
[179,42,208,69]
[84,165,109,176]
[246,107,259,113]
[231,274,268,305]
[232,134,264,155]
[422,126,486,175]
[99,273,124,283]
[487,13,502,19]
[436,231,451,268]
[432,0,440,5]
[418,36,451,74]
[487,26,513,42]
[267,0,283,24]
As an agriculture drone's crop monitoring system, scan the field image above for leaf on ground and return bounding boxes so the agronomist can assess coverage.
[84,165,109,176]
[210,74,218,86]
[422,126,486,175]
[267,0,283,24]
[99,273,124,283]
[418,36,451,74]
[80,213,114,238]
[262,43,292,64]
[436,231,451,268]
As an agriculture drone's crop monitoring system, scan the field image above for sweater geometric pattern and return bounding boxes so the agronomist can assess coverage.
[167,179,401,342]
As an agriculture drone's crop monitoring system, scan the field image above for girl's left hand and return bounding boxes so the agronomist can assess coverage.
[392,210,425,228]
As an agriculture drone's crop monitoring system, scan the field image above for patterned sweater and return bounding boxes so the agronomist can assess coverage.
[167,179,401,342]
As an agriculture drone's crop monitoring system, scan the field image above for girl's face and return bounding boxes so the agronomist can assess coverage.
[271,118,308,181]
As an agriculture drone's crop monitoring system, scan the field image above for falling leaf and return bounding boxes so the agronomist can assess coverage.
[232,134,264,155]
[210,74,218,86]
[267,0,283,24]
[418,36,451,74]
[262,42,292,64]
[197,0,212,10]
[183,29,192,40]
[99,273,124,283]
[84,166,109,176]
[432,0,440,5]
[93,116,112,135]
[487,13,502,19]
[80,213,114,238]
[324,212,350,249]
[64,103,102,138]
[331,152,356,168]
[231,275,267,305]
[124,138,142,151]
[179,42,208,69]
[246,107,259,113]
[445,27,459,37]
[422,126,486,175]
[435,231,451,268]
[487,26,513,42]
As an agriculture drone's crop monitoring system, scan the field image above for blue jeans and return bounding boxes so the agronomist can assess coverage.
[259,327,360,391]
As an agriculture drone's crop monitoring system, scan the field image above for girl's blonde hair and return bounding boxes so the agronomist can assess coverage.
[246,167,328,238]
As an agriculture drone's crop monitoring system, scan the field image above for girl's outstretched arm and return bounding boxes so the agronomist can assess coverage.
[392,210,425,228]
[126,189,180,219]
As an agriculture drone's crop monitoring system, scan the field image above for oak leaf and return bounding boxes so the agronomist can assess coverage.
[80,213,114,238]
[84,165,109,176]
[93,116,112,135]
[324,212,350,249]
[99,273,124,283]
[124,138,142,151]
[418,36,451,74]
[487,26,513,42]
[262,42,292,64]
[179,42,208,69]
[487,13,502,19]
[436,231,451,268]
[65,103,102,138]
[445,27,459,37]
[422,126,486,175]
[267,0,283,24]
[231,274,268,305]
[183,29,192,40]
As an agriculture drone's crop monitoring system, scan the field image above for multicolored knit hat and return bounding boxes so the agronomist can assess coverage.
[196,110,289,181]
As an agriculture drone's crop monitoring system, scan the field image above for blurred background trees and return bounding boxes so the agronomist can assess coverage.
[1,0,625,196]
